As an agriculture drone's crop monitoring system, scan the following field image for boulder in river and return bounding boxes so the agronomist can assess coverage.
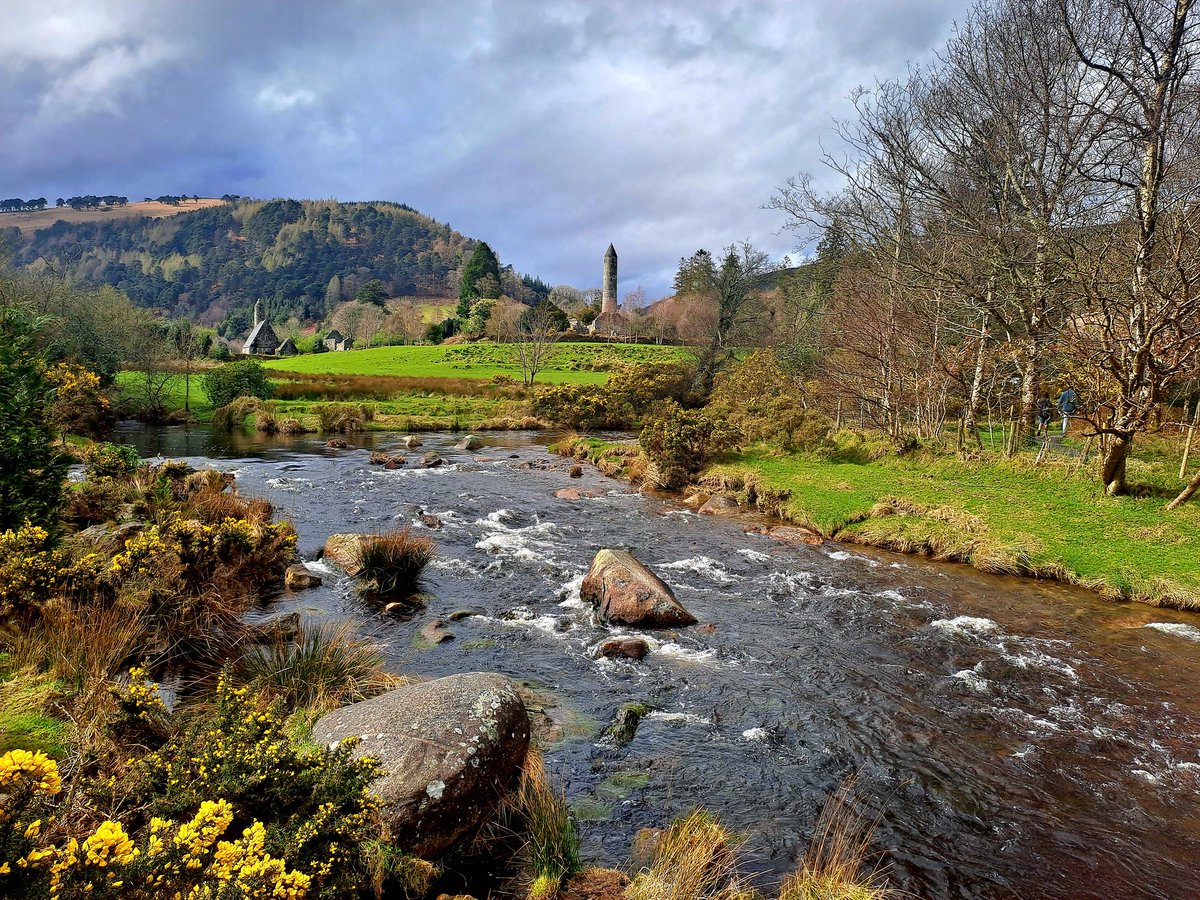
[404,435,423,449]
[569,465,583,478]
[598,637,649,661]
[419,513,443,529]
[313,672,530,858]
[455,435,482,451]
[581,549,697,628]
[422,451,445,468]
[326,438,348,449]
[555,487,607,500]
[604,701,651,746]
[698,495,740,517]
[322,533,367,575]
[681,491,710,510]
[284,563,322,590]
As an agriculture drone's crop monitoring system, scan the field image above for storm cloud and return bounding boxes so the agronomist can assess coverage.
[1,0,961,296]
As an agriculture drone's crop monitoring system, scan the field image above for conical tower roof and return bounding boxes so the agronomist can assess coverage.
[605,243,617,257]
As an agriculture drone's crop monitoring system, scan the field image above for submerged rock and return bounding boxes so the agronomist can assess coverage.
[419,513,443,529]
[419,620,455,645]
[698,495,740,517]
[369,451,406,467]
[313,673,530,858]
[284,563,322,590]
[455,435,482,451]
[604,702,651,746]
[598,637,649,661]
[581,549,697,628]
[746,524,824,546]
[326,438,348,449]
[555,487,607,500]
[448,608,482,621]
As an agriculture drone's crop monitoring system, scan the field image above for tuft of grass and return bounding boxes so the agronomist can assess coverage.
[315,402,376,434]
[10,605,142,723]
[231,622,396,712]
[626,809,750,900]
[355,528,435,596]
[0,671,69,758]
[779,779,896,900]
[512,749,583,899]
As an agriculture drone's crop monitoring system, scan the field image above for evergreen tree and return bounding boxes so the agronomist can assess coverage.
[0,306,67,532]
[457,242,501,319]
[672,250,717,296]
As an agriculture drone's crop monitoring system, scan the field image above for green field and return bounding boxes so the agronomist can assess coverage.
[706,447,1200,607]
[262,342,691,384]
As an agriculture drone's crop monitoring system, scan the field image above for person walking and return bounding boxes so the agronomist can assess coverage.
[1036,394,1053,436]
[1057,386,1079,435]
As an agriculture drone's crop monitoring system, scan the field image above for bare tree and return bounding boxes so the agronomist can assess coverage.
[1059,0,1200,494]
[504,303,562,386]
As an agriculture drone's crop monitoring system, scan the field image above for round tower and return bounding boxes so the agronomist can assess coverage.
[602,244,618,313]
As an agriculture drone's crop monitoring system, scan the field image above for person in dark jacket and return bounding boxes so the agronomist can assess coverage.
[1057,387,1079,435]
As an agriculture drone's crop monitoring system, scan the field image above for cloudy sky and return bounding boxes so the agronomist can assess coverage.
[1,0,961,297]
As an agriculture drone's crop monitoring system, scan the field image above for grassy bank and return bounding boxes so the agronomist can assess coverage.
[117,342,690,428]
[261,341,690,383]
[555,431,1200,609]
[706,445,1200,608]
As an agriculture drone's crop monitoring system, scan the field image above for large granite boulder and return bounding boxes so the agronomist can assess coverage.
[455,435,482,451]
[314,673,530,858]
[580,549,697,628]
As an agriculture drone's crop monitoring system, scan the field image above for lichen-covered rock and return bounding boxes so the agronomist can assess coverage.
[581,549,697,628]
[322,533,367,575]
[284,563,322,589]
[314,673,529,858]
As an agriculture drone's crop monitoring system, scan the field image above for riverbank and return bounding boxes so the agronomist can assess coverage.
[555,435,1200,610]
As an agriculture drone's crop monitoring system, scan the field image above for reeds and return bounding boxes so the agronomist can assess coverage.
[231,622,395,711]
[315,402,377,434]
[778,779,896,900]
[354,528,435,595]
[516,750,583,898]
[625,809,749,900]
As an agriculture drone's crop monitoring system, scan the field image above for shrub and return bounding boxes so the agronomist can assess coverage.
[639,401,741,489]
[62,477,124,525]
[0,306,68,533]
[84,441,142,479]
[607,361,699,413]
[202,360,274,409]
[530,385,634,431]
[709,349,832,451]
[353,529,434,596]
[0,680,383,898]
[231,623,394,712]
[110,676,383,895]
[46,362,114,439]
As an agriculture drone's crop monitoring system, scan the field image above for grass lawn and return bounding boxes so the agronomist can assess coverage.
[262,342,691,384]
[707,447,1200,607]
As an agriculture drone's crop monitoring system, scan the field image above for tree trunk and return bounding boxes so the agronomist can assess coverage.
[1101,433,1132,496]
[1167,467,1200,509]
[963,316,989,450]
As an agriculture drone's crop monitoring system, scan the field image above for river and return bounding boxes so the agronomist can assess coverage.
[122,425,1200,899]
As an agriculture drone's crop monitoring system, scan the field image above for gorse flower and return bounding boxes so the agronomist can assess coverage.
[0,749,62,795]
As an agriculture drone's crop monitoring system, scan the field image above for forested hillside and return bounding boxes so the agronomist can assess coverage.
[3,199,490,330]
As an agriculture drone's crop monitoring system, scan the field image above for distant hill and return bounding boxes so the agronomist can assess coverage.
[1,198,225,233]
[2,198,492,329]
